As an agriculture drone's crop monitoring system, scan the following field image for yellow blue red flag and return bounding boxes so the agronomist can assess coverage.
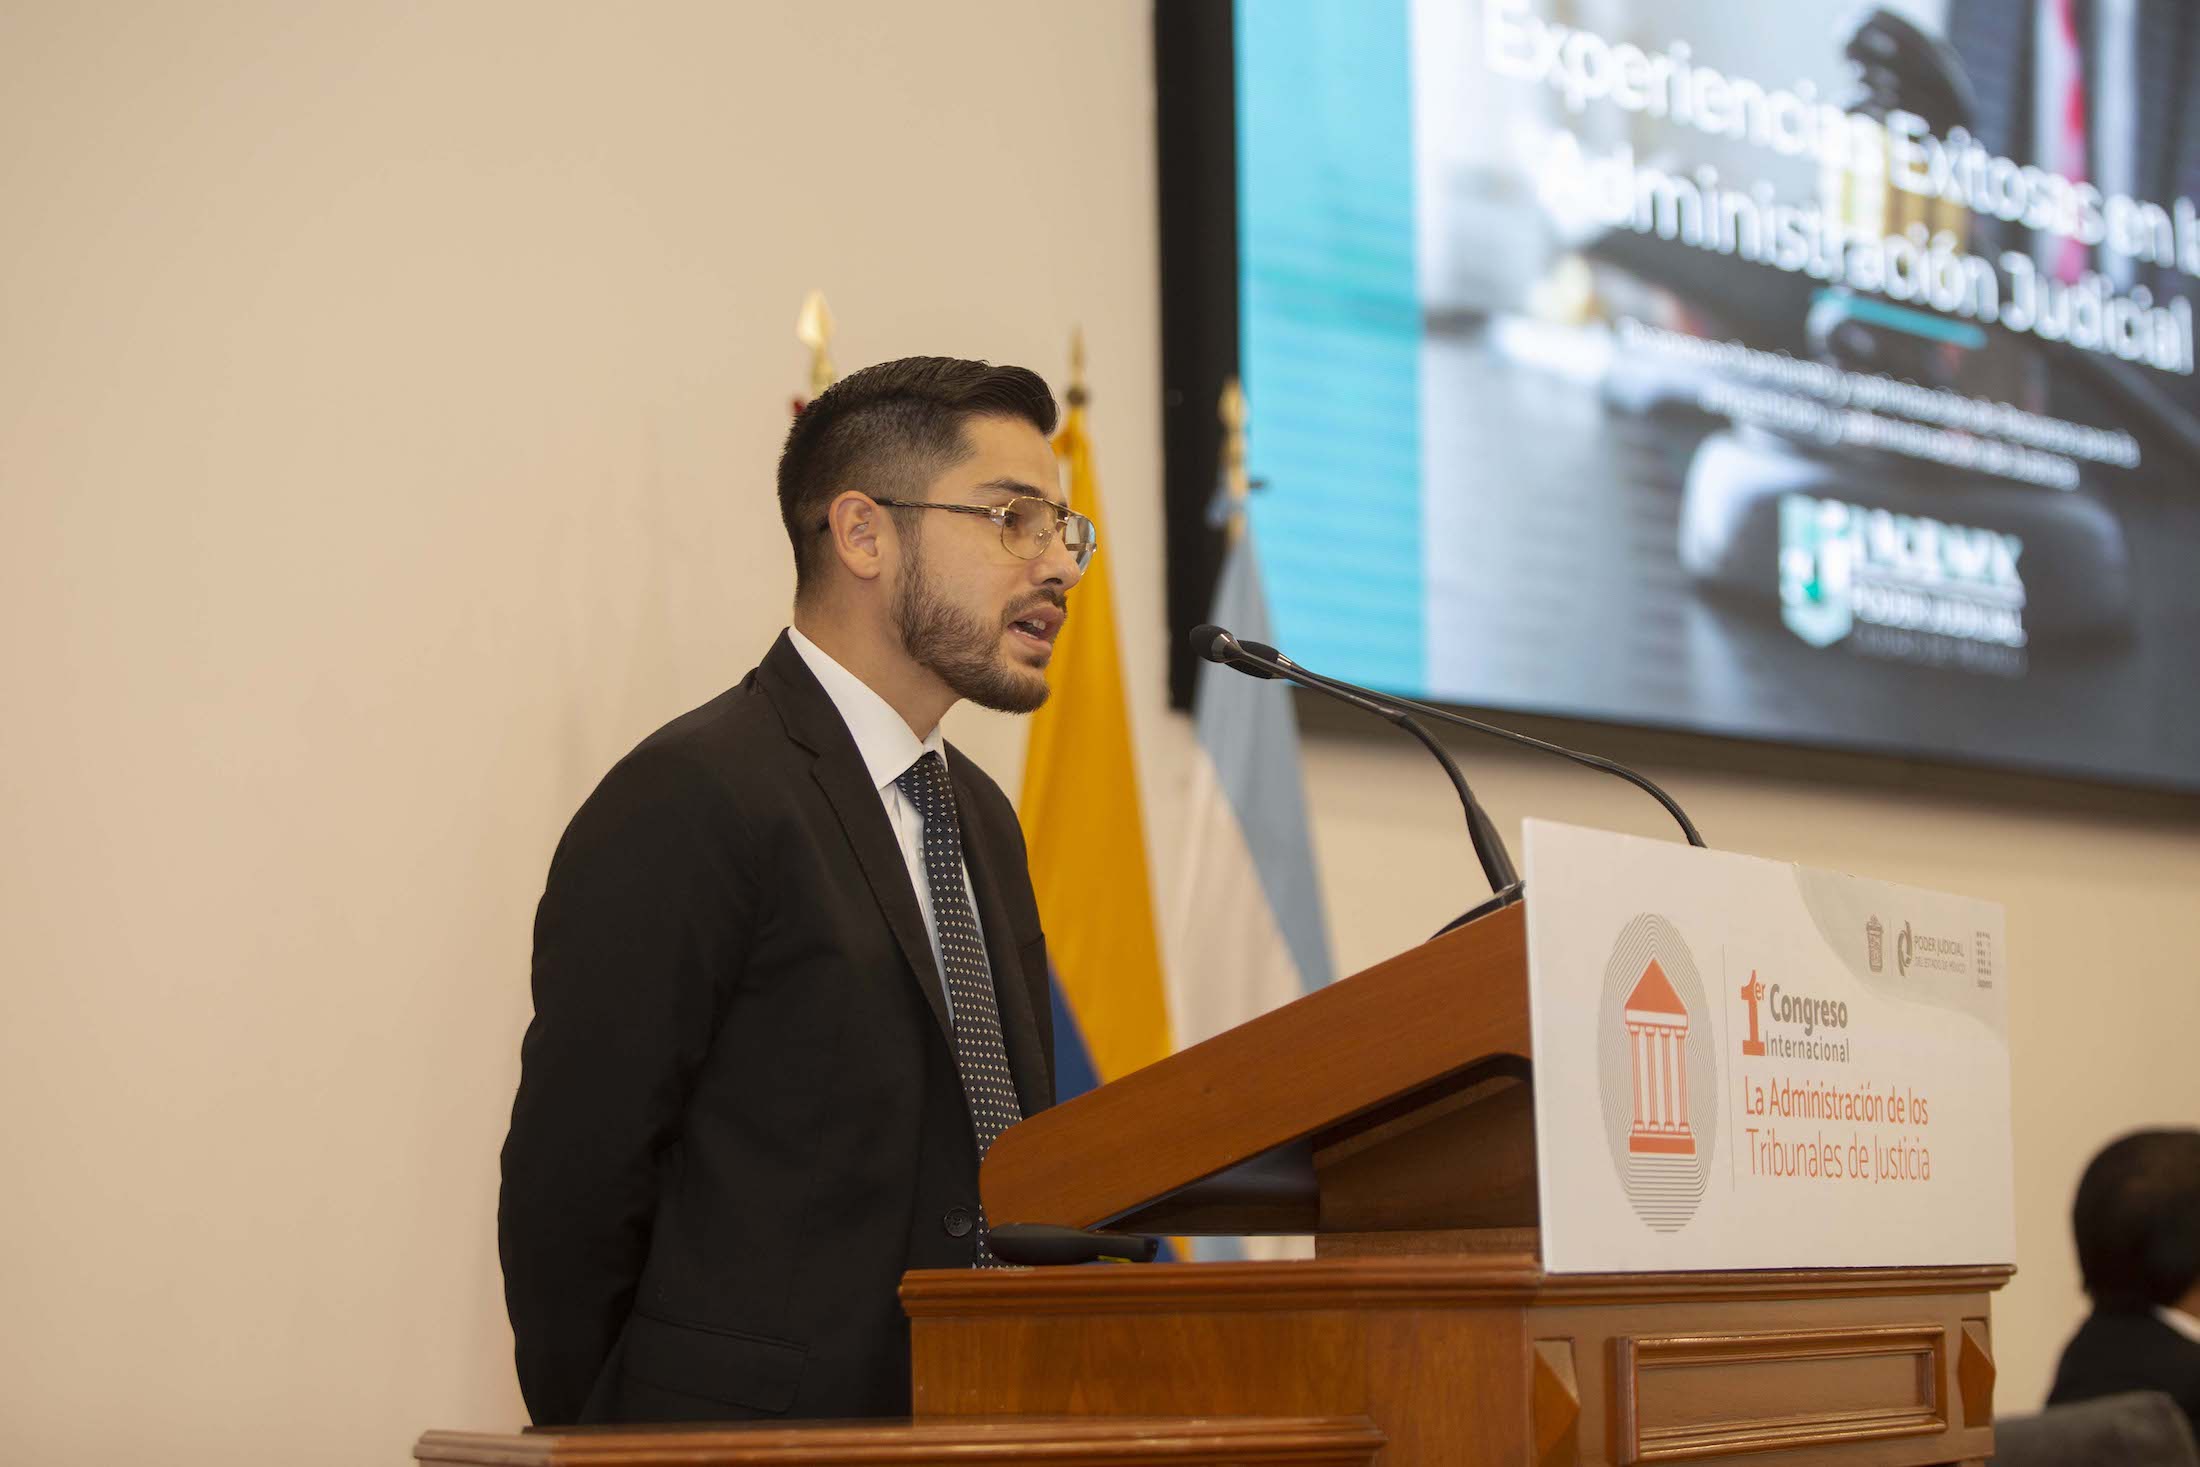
[1018,351,1172,1099]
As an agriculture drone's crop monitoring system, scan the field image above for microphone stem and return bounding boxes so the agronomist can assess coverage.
[1391,713,1521,891]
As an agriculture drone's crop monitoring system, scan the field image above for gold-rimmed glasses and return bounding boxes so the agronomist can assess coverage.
[868,495,1097,571]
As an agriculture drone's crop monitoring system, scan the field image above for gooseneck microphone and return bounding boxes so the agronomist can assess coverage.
[1192,624,1522,904]
[1194,623,1706,850]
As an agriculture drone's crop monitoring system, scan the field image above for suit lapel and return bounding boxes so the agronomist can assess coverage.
[758,632,1049,1107]
[948,752,1052,1115]
[758,635,953,1042]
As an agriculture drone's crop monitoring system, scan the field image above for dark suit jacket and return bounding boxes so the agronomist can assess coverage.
[2048,1307,2200,1441]
[499,631,1054,1425]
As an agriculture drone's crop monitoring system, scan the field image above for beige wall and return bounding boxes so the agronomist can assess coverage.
[0,4,2192,1464]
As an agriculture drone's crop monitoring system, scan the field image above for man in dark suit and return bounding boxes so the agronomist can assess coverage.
[498,356,1095,1424]
[2047,1128,2200,1438]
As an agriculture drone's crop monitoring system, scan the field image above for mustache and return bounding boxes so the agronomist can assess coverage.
[1002,590,1068,626]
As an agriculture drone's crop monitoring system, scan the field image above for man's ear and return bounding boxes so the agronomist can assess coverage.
[824,490,887,584]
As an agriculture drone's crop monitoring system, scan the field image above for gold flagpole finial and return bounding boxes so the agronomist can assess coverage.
[1219,377,1250,544]
[1066,326,1089,408]
[1220,377,1250,500]
[795,289,836,401]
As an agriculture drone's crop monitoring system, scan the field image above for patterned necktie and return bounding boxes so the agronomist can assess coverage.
[895,750,1024,1266]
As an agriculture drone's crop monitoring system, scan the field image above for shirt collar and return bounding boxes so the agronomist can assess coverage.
[786,625,945,793]
[2158,1304,2200,1344]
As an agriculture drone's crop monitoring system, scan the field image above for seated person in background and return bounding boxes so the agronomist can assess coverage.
[2048,1128,2200,1437]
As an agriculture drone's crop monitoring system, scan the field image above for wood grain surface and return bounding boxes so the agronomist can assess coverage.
[906,1253,2011,1467]
[415,1415,1385,1466]
[980,903,1532,1233]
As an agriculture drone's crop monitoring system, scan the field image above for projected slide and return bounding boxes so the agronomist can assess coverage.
[1237,0,2200,789]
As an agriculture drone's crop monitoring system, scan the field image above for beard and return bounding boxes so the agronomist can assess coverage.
[892,546,1058,715]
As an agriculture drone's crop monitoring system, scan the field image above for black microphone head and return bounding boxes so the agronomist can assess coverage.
[1191,623,1284,679]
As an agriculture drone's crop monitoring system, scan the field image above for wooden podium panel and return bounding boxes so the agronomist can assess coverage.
[415,1415,1386,1466]
[903,1247,2010,1467]
[981,905,1534,1237]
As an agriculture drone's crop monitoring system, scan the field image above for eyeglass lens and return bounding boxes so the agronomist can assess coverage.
[1002,499,1096,569]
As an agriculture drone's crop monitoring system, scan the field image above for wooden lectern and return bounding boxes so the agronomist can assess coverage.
[420,902,2007,1467]
[903,902,2009,1466]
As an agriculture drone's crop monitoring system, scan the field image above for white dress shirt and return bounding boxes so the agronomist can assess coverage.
[788,626,985,1022]
[2160,1304,2200,1345]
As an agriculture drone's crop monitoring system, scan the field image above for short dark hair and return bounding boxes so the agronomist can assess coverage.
[777,356,1057,597]
[2072,1128,2200,1309]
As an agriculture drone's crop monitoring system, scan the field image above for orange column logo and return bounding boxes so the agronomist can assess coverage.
[1738,970,1766,1057]
[1625,958,1696,1157]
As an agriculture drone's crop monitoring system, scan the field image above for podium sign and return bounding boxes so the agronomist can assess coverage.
[1524,819,2014,1274]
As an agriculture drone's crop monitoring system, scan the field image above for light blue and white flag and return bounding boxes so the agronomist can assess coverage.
[1165,513,1335,1260]
[1167,526,1333,1048]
